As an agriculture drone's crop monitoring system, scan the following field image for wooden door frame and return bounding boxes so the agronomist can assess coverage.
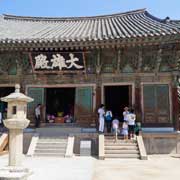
[101,82,135,107]
[25,83,96,112]
[0,84,15,88]
[141,82,172,125]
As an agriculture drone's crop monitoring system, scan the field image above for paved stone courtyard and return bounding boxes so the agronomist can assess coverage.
[93,155,180,180]
[0,155,180,180]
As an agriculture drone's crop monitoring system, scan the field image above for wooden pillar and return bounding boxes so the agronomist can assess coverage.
[135,79,142,123]
[96,86,101,110]
[137,48,142,73]
[96,50,102,74]
[95,49,102,129]
[96,49,102,110]
[172,84,180,130]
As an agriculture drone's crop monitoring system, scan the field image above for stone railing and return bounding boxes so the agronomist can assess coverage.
[0,133,8,155]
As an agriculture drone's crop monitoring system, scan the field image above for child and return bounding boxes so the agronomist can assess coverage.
[112,117,119,142]
[105,109,113,133]
[122,120,128,140]
[134,122,141,136]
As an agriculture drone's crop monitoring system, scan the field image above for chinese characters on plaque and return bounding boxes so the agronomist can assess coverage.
[31,52,84,72]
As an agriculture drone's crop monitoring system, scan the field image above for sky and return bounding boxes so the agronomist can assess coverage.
[0,0,180,20]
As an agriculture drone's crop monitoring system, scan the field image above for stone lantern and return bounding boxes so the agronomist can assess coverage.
[0,84,33,179]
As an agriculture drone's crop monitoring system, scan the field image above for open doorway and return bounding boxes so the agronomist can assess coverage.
[46,88,75,123]
[0,87,14,120]
[104,85,132,121]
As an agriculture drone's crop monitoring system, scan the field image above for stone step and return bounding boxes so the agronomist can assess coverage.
[37,142,67,146]
[39,139,67,142]
[35,149,66,153]
[105,142,137,146]
[105,139,137,143]
[105,149,139,154]
[105,138,125,141]
[36,145,67,149]
[39,137,68,139]
[105,154,140,159]
[34,153,65,157]
[105,146,138,150]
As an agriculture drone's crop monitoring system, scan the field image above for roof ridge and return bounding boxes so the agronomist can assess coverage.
[3,8,146,22]
[145,11,180,24]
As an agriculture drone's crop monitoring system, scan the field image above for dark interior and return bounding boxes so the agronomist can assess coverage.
[0,87,14,113]
[46,88,75,117]
[104,86,130,121]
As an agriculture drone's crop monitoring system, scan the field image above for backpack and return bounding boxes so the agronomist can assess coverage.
[105,111,112,121]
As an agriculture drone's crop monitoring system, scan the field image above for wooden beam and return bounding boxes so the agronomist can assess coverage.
[155,48,162,73]
[138,48,143,72]
[116,49,121,74]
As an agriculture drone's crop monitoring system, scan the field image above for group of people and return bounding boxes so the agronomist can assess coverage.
[98,104,140,139]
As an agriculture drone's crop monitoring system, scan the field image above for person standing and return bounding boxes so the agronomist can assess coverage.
[123,106,129,121]
[0,112,2,125]
[98,104,105,133]
[122,120,128,140]
[105,109,113,133]
[112,116,120,142]
[35,104,41,128]
[127,109,136,139]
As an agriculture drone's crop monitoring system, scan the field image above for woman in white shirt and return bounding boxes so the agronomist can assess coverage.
[123,106,129,121]
[127,109,136,139]
[35,104,41,128]
[98,104,105,133]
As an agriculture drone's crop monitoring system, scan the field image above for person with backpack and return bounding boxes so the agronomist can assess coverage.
[105,109,113,133]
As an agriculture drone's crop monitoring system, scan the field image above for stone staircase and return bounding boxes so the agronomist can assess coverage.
[104,135,140,159]
[34,136,68,157]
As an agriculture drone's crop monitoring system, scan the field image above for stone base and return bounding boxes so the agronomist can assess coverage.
[0,167,32,180]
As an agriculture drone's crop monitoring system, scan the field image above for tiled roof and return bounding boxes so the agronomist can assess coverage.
[0,9,180,45]
[169,20,180,27]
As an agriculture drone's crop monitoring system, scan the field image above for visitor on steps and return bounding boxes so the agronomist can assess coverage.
[121,120,128,140]
[123,106,129,122]
[134,122,141,136]
[0,111,2,132]
[127,108,136,139]
[98,104,105,133]
[105,109,113,133]
[112,117,119,141]
[0,111,2,125]
[35,104,41,128]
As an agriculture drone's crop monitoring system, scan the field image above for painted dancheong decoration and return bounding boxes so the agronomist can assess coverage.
[33,52,84,71]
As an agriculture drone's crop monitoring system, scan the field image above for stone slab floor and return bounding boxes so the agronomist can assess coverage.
[93,155,180,180]
[0,155,180,180]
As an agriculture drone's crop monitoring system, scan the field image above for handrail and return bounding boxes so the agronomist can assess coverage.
[0,133,8,154]
[65,134,74,158]
[137,135,148,160]
[98,134,105,160]
[27,133,39,157]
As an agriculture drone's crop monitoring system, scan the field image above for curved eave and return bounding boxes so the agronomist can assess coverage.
[0,34,179,50]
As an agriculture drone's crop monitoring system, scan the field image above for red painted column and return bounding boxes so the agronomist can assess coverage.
[95,86,101,129]
[172,86,180,130]
[135,84,142,124]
